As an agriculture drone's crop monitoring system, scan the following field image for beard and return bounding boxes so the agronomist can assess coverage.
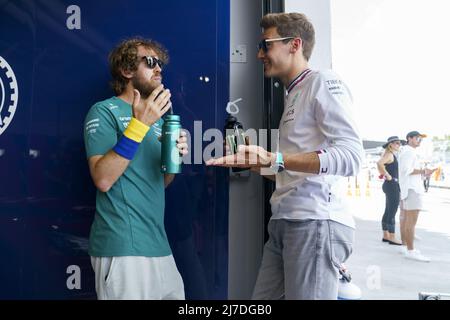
[132,76,161,99]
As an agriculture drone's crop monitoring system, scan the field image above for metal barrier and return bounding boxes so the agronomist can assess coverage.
[419,292,450,300]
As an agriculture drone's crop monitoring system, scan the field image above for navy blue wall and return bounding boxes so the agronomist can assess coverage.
[0,0,229,299]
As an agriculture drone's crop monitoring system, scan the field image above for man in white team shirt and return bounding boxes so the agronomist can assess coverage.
[398,131,436,262]
[207,13,364,299]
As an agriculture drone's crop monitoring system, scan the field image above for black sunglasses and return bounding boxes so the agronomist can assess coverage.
[257,37,295,53]
[142,56,164,69]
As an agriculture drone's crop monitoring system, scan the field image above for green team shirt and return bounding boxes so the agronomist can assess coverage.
[84,96,171,257]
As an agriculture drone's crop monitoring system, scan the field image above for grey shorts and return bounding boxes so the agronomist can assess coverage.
[401,189,424,211]
[252,219,354,300]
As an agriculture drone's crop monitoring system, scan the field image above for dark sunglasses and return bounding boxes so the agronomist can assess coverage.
[257,37,295,53]
[142,56,164,69]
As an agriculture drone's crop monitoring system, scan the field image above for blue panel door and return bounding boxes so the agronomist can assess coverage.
[0,0,229,299]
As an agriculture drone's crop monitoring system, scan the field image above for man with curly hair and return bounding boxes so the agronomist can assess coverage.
[84,37,188,299]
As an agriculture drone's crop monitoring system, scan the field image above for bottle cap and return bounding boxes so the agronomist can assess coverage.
[226,113,237,123]
[164,114,180,121]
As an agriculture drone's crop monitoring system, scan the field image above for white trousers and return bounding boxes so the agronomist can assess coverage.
[91,255,185,300]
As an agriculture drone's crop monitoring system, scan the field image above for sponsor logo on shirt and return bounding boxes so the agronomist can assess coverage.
[85,118,99,135]
[152,122,162,138]
[120,116,131,128]
[283,91,300,125]
[291,92,300,106]
[326,79,344,95]
[283,108,295,125]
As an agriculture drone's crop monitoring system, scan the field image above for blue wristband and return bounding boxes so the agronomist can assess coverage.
[113,135,140,160]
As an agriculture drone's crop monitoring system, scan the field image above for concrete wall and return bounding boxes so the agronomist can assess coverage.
[228,0,332,299]
[285,0,332,70]
[228,0,265,299]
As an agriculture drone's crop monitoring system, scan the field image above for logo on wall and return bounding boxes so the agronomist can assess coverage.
[0,56,19,136]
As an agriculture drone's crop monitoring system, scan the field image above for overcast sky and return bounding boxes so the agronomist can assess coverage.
[331,0,450,142]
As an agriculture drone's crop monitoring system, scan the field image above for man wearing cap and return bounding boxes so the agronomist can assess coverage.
[398,131,436,262]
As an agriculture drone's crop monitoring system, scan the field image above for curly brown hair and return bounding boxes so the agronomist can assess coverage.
[108,37,169,95]
[260,13,315,61]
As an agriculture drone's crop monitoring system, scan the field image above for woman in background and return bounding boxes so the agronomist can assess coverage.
[377,136,404,245]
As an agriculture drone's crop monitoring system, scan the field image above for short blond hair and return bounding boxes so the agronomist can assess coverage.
[260,13,315,61]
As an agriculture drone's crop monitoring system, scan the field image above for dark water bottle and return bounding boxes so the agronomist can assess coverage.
[224,114,247,172]
[161,113,182,174]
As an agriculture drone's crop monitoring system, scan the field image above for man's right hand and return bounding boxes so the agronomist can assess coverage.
[132,85,172,126]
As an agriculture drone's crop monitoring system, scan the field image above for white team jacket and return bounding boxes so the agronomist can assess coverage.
[270,69,364,228]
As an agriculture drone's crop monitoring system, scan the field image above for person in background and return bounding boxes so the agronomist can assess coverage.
[377,136,403,245]
[398,131,436,262]
[423,162,431,192]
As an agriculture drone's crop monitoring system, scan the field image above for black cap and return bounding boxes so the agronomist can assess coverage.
[406,131,427,140]
[382,136,406,149]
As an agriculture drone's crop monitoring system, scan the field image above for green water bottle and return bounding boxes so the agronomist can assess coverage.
[161,113,182,174]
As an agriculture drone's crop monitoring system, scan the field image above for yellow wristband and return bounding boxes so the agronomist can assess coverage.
[123,118,150,143]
